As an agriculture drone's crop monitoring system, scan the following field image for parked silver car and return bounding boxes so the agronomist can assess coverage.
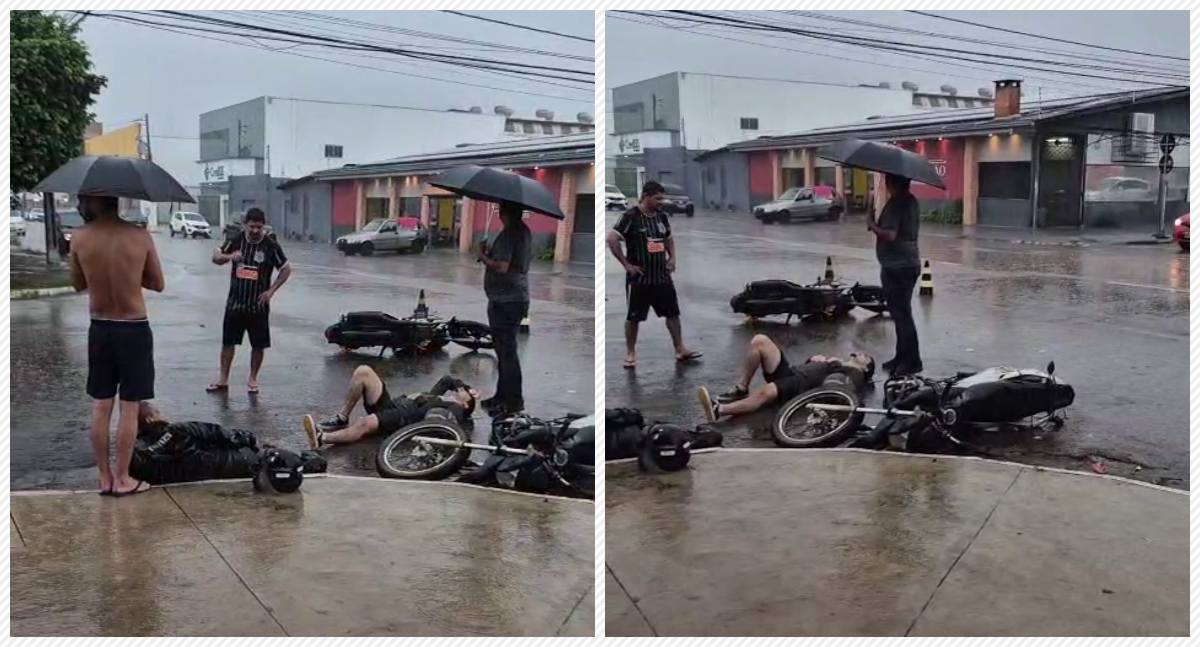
[754,187,843,224]
[337,217,429,256]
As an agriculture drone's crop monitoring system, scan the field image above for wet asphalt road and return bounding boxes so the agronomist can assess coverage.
[606,210,1189,489]
[12,235,594,490]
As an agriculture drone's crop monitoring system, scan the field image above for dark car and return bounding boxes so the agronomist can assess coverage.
[659,183,694,217]
[753,186,843,224]
[56,209,86,255]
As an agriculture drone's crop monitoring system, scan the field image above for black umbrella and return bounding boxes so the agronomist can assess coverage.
[816,138,946,189]
[428,165,565,220]
[33,155,194,202]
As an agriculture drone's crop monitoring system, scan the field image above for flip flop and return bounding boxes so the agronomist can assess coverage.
[98,483,112,497]
[247,385,260,395]
[676,351,704,363]
[623,359,636,370]
[112,480,151,498]
[206,384,228,393]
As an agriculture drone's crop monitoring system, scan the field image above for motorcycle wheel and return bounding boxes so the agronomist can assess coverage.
[449,319,495,350]
[772,387,864,448]
[376,421,470,480]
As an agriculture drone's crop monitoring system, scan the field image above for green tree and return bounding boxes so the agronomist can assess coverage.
[10,11,107,192]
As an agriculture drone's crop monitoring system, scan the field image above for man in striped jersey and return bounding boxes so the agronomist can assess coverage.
[207,208,292,394]
[606,181,701,369]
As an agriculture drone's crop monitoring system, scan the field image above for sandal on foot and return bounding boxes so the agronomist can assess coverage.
[676,351,704,363]
[206,384,229,393]
[112,480,151,498]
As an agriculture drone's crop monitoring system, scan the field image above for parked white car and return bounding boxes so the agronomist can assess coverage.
[605,184,630,211]
[169,211,212,238]
[1085,177,1155,203]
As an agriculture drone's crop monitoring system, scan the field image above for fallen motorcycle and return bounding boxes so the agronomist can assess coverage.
[730,277,887,323]
[771,362,1074,452]
[374,412,594,499]
[324,292,492,356]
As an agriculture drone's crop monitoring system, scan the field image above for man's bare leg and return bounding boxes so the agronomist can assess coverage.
[666,317,697,359]
[321,414,380,444]
[90,398,115,492]
[248,348,265,390]
[737,334,785,391]
[720,383,780,418]
[339,365,386,418]
[624,321,639,366]
[212,345,235,388]
[111,399,142,492]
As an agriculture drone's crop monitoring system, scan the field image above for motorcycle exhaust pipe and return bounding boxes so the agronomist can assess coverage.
[806,403,921,417]
[411,436,533,456]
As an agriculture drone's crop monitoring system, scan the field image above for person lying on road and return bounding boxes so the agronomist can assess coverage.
[304,368,478,447]
[129,402,324,488]
[697,334,874,422]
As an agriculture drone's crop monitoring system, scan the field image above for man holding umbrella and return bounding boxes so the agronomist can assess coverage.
[477,202,532,414]
[429,165,561,415]
[818,139,939,376]
[35,155,190,496]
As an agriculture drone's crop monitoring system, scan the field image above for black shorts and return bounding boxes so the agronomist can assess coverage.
[626,282,681,322]
[763,354,809,403]
[223,309,270,348]
[88,319,155,401]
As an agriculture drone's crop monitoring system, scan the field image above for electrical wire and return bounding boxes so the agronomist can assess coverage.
[781,11,1188,76]
[908,10,1187,62]
[609,12,1121,96]
[441,10,593,43]
[668,11,1184,84]
[81,12,591,103]
[157,10,592,80]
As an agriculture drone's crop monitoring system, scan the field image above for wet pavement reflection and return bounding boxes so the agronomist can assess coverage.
[605,211,1188,488]
[12,237,594,490]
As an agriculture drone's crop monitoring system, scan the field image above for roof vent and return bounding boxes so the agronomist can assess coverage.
[468,106,483,114]
[535,109,555,121]
[978,87,994,98]
[493,105,514,117]
[576,112,594,124]
[901,81,919,92]
[940,84,958,95]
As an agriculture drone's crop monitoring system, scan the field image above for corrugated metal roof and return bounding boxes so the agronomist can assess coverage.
[703,86,1186,158]
[301,133,594,183]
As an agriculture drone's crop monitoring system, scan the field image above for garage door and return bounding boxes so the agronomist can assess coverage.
[978,162,1032,228]
[569,193,595,265]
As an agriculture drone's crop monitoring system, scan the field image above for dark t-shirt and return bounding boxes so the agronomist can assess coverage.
[614,207,672,285]
[484,222,532,303]
[221,232,289,313]
[875,194,921,269]
[789,360,868,391]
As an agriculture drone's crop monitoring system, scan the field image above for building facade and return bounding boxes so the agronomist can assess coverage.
[697,82,1189,232]
[280,134,594,264]
[196,97,577,228]
[607,72,942,200]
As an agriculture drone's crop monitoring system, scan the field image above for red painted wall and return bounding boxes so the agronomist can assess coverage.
[747,151,775,205]
[900,139,964,201]
[332,181,357,227]
[473,166,566,235]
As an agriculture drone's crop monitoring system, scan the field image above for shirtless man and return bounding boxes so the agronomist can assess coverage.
[68,195,165,497]
[697,334,874,421]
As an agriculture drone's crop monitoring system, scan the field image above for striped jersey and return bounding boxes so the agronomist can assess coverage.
[614,207,673,285]
[221,233,288,313]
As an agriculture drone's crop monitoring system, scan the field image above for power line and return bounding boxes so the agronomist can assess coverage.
[666,11,1182,85]
[81,12,591,103]
[441,10,593,43]
[908,10,1187,62]
[155,10,593,82]
[782,11,1187,77]
[252,10,592,61]
[609,12,1121,96]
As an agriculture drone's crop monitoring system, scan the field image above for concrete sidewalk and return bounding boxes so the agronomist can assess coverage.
[11,476,593,637]
[606,450,1187,637]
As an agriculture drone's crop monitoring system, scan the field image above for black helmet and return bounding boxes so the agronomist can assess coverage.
[637,424,692,472]
[252,448,304,493]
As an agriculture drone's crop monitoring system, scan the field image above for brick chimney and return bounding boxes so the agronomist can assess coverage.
[994,79,1022,118]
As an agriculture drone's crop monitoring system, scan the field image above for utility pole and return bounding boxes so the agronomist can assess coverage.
[42,193,56,266]
[143,113,153,161]
[1155,134,1176,240]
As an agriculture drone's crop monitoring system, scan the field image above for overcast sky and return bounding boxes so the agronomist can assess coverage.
[606,10,1187,102]
[75,10,593,184]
